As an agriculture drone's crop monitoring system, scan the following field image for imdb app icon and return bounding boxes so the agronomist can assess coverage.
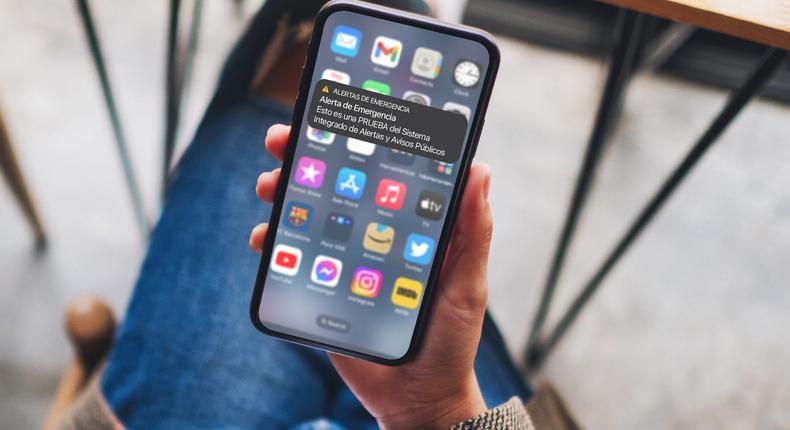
[391,277,422,309]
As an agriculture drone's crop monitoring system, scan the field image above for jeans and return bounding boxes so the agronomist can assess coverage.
[101,4,530,429]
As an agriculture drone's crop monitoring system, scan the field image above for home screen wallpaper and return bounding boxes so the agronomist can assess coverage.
[258,10,491,359]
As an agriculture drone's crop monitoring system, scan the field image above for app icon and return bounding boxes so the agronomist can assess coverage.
[391,277,422,309]
[362,80,391,95]
[351,266,383,298]
[311,255,343,287]
[334,167,367,200]
[306,126,334,144]
[387,149,415,165]
[294,156,326,189]
[375,178,407,210]
[430,161,454,176]
[403,233,435,265]
[411,47,442,79]
[346,138,376,156]
[415,190,446,220]
[321,68,351,84]
[323,212,354,242]
[370,36,402,68]
[442,102,471,121]
[271,244,302,276]
[453,60,481,87]
[331,26,362,57]
[285,201,313,231]
[363,222,395,254]
[402,91,431,106]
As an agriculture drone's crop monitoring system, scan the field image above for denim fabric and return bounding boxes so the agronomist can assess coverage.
[101,2,530,429]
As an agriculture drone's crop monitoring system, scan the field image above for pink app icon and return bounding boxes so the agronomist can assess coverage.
[294,156,326,189]
[375,178,407,210]
[351,266,382,298]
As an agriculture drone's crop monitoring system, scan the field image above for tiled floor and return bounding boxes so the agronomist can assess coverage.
[2,1,789,428]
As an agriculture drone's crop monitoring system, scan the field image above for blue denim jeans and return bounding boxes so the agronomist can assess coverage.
[101,4,530,429]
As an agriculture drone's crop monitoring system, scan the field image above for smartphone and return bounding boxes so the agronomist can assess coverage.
[250,0,499,365]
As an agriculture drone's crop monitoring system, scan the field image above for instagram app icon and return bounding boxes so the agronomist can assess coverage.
[351,267,383,298]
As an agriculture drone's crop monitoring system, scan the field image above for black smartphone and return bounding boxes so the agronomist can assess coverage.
[250,0,499,365]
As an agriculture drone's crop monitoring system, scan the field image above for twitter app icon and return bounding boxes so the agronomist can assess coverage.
[403,233,435,265]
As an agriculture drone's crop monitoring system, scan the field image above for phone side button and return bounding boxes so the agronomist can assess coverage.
[469,118,485,160]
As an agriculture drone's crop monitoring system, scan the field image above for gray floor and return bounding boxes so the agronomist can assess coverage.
[1,1,789,429]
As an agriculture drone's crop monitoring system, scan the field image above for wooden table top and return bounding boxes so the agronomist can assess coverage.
[598,0,790,50]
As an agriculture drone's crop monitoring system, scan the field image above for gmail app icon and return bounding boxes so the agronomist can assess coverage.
[331,25,362,57]
[370,36,402,68]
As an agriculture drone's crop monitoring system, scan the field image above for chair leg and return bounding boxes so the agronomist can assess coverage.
[42,296,116,430]
[0,108,47,248]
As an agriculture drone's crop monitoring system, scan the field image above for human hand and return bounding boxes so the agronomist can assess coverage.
[251,124,493,429]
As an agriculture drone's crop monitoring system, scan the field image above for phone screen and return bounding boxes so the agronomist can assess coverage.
[257,8,492,360]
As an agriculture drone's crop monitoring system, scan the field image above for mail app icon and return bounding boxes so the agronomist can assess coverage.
[331,25,362,57]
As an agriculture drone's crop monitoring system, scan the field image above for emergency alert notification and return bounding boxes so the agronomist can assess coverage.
[307,80,468,163]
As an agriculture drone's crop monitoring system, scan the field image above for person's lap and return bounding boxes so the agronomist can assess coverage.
[101,3,530,429]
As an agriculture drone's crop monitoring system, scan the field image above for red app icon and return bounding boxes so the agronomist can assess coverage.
[271,244,302,276]
[375,179,407,210]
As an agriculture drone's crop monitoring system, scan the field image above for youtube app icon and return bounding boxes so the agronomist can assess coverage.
[271,244,302,276]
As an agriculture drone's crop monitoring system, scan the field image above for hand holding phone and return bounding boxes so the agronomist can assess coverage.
[250,124,493,428]
[250,0,499,364]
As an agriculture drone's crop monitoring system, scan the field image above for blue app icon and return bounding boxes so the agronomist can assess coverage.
[331,26,362,57]
[335,167,367,200]
[403,233,435,265]
[284,201,313,231]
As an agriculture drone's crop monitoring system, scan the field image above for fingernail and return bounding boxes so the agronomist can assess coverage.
[483,172,491,201]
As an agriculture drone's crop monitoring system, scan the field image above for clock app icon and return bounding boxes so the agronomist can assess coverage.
[453,60,480,88]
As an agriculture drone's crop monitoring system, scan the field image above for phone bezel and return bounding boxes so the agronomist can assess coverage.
[250,0,500,365]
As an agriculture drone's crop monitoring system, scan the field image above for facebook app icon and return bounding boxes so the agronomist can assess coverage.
[335,167,366,200]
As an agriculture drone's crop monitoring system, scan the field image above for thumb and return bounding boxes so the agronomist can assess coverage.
[437,163,493,311]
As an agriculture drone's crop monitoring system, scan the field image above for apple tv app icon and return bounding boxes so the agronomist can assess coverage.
[415,190,446,220]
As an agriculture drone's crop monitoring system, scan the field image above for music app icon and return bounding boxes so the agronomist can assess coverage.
[375,178,407,210]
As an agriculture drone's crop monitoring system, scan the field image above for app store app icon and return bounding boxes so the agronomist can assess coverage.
[335,167,366,200]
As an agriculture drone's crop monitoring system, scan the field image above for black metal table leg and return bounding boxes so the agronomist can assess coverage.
[526,9,645,367]
[527,48,788,369]
[74,0,149,237]
[161,0,182,200]
[161,0,203,200]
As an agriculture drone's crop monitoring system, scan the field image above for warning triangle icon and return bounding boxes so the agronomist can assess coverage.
[322,86,329,93]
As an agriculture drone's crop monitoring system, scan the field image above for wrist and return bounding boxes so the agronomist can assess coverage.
[378,375,487,430]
